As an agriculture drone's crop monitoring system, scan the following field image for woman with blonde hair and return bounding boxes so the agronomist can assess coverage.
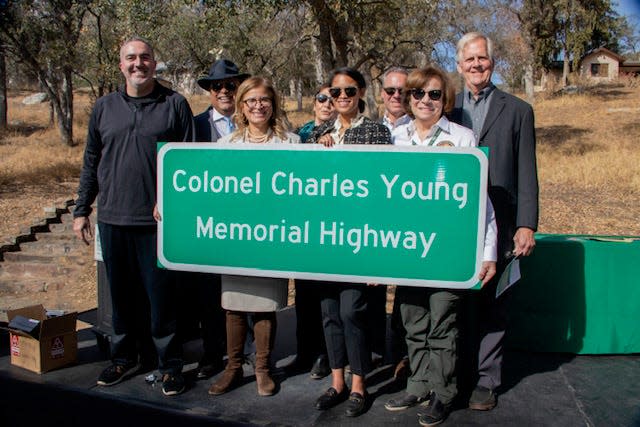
[220,76,298,144]
[208,77,299,397]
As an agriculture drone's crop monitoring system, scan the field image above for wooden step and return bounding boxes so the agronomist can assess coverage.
[0,260,76,277]
[0,276,68,293]
[18,240,92,256]
[34,232,79,242]
[2,251,87,265]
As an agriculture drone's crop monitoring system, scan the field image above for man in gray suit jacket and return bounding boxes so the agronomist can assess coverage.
[450,32,539,411]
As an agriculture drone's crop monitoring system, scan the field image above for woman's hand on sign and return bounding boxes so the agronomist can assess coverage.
[317,134,336,147]
[478,261,497,288]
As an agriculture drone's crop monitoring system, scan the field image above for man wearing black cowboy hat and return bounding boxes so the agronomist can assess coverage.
[194,59,250,142]
[181,59,249,382]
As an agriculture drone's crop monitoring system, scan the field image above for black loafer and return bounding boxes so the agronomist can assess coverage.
[345,392,367,417]
[310,355,331,379]
[315,387,349,410]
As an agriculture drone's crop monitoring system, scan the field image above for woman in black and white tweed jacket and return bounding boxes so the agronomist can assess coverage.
[306,67,391,418]
[306,71,390,147]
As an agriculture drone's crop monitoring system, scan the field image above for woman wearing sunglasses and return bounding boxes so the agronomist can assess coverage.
[306,67,391,418]
[295,84,337,143]
[386,66,497,427]
[209,77,299,398]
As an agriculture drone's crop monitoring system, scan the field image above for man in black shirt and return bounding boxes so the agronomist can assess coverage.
[73,36,193,396]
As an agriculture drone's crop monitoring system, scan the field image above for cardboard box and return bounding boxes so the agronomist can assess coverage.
[6,305,77,373]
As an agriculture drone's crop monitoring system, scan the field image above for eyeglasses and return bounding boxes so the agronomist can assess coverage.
[410,88,443,101]
[210,81,237,92]
[243,96,272,108]
[329,86,358,98]
[315,94,333,103]
[383,87,403,96]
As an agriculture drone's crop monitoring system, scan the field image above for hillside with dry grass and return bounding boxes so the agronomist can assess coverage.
[0,82,639,312]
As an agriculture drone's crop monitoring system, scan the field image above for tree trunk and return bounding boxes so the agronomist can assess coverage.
[39,66,73,145]
[562,54,570,87]
[0,45,7,130]
[288,78,303,112]
[58,67,73,145]
[312,33,331,85]
[308,0,348,67]
[49,101,55,128]
[524,62,535,103]
[362,67,379,121]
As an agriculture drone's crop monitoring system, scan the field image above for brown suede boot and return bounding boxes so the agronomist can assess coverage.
[208,311,246,395]
[254,312,276,396]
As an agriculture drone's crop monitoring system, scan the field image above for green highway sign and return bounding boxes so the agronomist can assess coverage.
[157,143,489,289]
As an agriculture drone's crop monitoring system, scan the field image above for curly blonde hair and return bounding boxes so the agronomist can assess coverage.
[230,76,288,141]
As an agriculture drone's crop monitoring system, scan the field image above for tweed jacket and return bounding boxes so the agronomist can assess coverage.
[305,116,391,145]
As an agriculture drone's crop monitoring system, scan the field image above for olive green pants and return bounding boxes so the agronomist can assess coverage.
[397,287,459,405]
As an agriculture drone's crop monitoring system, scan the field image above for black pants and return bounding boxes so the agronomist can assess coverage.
[321,283,371,377]
[175,271,224,365]
[99,222,182,375]
[295,280,327,366]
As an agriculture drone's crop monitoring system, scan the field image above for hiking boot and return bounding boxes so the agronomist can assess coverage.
[469,385,497,410]
[418,392,449,427]
[161,373,186,396]
[310,354,331,380]
[384,392,427,411]
[96,363,138,386]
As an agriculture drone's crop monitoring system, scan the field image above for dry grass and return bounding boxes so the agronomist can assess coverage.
[533,83,640,235]
[1,83,640,239]
[1,82,639,314]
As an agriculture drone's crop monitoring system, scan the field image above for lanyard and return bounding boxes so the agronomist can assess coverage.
[412,126,442,146]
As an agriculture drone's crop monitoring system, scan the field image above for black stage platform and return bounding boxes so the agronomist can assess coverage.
[1,308,639,427]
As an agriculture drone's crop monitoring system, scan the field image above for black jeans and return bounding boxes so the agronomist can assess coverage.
[98,222,183,375]
[320,283,371,377]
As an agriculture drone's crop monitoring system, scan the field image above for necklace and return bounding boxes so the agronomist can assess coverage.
[246,128,272,143]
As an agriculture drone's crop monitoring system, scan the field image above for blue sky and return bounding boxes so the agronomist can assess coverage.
[615,0,640,17]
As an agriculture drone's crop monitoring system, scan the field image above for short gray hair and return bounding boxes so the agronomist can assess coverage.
[456,32,493,64]
[120,36,155,60]
[383,66,409,82]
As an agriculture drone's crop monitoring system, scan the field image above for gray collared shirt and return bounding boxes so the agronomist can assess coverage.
[462,83,495,141]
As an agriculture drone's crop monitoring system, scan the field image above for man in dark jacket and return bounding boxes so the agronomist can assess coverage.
[187,59,249,379]
[449,31,538,416]
[194,59,249,142]
[73,36,193,396]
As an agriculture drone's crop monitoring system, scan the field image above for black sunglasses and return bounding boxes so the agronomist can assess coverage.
[315,94,333,103]
[329,86,358,98]
[383,87,403,96]
[410,88,443,101]
[210,81,237,92]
